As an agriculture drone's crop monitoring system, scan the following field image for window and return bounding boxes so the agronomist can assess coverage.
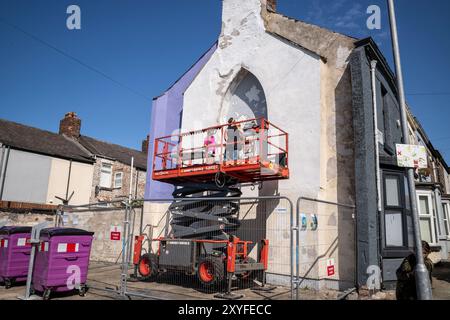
[443,202,450,238]
[383,173,406,248]
[385,176,400,206]
[99,162,112,188]
[114,172,123,189]
[381,86,394,155]
[417,193,437,245]
[385,211,404,247]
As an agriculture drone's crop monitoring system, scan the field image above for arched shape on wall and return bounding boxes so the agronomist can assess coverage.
[220,69,268,123]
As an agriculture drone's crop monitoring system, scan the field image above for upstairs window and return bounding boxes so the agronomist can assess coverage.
[383,174,405,247]
[443,202,450,238]
[417,192,438,245]
[99,162,112,188]
[114,172,123,189]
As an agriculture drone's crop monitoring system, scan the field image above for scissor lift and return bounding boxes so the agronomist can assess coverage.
[135,118,289,299]
[152,118,289,185]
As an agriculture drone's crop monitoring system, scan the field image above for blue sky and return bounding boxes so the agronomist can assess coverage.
[0,0,449,162]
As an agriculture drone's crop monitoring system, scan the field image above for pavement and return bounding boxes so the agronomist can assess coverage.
[0,261,299,300]
[2,260,449,300]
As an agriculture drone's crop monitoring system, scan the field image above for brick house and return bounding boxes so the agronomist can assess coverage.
[407,109,450,262]
[0,112,147,208]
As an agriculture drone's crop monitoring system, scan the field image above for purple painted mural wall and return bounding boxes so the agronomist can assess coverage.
[144,43,217,199]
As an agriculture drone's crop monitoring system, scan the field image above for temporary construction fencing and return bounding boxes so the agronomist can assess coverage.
[57,196,295,300]
[51,194,356,300]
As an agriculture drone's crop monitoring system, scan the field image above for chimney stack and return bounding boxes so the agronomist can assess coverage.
[266,0,277,12]
[142,135,150,154]
[59,112,81,138]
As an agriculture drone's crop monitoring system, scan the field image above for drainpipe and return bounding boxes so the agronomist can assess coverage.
[65,160,73,201]
[0,144,4,186]
[371,60,382,213]
[371,60,384,287]
[0,146,11,201]
[0,144,4,200]
[134,170,139,200]
[129,157,134,201]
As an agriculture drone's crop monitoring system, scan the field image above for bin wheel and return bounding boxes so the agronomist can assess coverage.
[43,289,51,301]
[138,253,158,281]
[79,285,88,297]
[4,278,12,289]
[197,255,225,287]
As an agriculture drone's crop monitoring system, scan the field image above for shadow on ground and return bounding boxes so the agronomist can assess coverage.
[433,261,450,283]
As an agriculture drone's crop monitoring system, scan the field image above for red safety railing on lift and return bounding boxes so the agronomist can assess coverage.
[152,118,289,184]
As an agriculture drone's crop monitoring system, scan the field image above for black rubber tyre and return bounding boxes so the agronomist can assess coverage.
[4,278,12,289]
[138,253,158,281]
[43,289,51,301]
[79,284,87,297]
[197,255,225,288]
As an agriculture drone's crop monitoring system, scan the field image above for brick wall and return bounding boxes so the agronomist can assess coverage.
[1,208,143,263]
[59,112,81,138]
[90,158,146,204]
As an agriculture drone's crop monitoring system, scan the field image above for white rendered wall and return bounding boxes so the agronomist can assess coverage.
[47,158,93,205]
[181,0,322,201]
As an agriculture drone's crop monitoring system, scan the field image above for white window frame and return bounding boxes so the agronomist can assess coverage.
[417,191,438,245]
[114,172,123,189]
[443,201,450,240]
[99,162,113,188]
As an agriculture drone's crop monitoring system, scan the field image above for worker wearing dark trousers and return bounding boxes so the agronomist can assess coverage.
[396,241,433,300]
[225,118,243,164]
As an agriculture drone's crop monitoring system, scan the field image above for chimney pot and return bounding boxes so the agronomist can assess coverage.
[142,135,150,154]
[59,112,81,138]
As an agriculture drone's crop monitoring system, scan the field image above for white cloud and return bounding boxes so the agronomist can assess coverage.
[304,1,367,34]
[333,3,364,30]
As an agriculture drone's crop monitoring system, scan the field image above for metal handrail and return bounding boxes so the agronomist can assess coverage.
[153,118,288,174]
[294,196,355,300]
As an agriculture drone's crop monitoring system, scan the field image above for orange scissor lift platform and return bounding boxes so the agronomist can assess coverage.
[152,118,289,184]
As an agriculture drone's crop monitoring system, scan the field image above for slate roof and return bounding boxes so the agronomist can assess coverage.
[79,136,147,170]
[0,119,93,163]
[0,118,147,170]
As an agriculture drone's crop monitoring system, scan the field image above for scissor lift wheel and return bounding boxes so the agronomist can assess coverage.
[197,255,225,287]
[138,253,158,281]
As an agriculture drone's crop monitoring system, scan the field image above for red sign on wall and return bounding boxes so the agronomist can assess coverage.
[326,258,335,277]
[327,265,335,277]
[110,226,122,241]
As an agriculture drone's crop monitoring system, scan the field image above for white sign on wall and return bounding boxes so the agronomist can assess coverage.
[396,144,428,169]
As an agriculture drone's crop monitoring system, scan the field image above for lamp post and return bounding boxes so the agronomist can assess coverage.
[386,0,433,300]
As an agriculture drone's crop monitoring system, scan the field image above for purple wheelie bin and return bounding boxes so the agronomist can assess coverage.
[32,228,94,300]
[0,226,32,288]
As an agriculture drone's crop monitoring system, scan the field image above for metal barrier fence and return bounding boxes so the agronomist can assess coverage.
[58,196,295,300]
[294,197,356,300]
[47,195,357,300]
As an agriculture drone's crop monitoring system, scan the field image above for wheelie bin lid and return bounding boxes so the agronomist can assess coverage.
[40,228,94,237]
[0,226,33,235]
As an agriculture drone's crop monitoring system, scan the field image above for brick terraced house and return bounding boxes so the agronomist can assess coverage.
[0,112,147,209]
